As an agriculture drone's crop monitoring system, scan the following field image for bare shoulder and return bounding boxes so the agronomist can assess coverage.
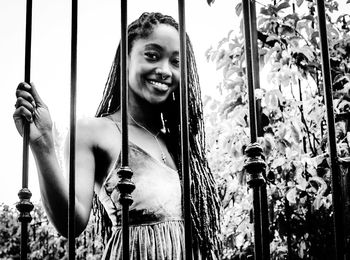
[76,116,121,151]
[76,116,121,186]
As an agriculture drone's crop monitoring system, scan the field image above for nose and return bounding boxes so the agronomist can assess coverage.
[155,61,172,80]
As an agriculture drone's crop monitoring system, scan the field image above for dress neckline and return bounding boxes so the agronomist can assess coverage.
[128,141,178,174]
[101,116,178,188]
[107,116,177,172]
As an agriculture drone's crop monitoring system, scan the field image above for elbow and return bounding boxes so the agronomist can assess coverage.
[56,219,88,238]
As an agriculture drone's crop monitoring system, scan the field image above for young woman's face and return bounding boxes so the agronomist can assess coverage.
[128,24,180,105]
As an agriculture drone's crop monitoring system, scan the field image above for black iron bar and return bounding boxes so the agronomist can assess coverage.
[120,1,128,168]
[242,2,262,260]
[116,1,135,260]
[120,0,130,258]
[120,0,130,257]
[242,1,270,259]
[17,1,34,259]
[249,0,262,138]
[259,185,270,260]
[178,0,192,259]
[316,1,344,259]
[68,0,78,259]
[248,1,270,259]
[24,0,32,92]
[242,0,258,142]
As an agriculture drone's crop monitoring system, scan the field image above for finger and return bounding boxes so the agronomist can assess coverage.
[17,82,32,91]
[15,91,36,107]
[15,97,35,113]
[13,106,33,123]
[29,82,45,107]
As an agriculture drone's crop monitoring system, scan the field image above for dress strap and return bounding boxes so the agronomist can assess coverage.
[104,115,122,133]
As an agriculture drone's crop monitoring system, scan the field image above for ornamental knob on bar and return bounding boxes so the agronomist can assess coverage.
[244,142,267,188]
[116,166,135,206]
[16,188,34,223]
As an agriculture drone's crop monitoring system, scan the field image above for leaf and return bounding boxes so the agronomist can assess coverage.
[284,13,299,23]
[313,195,323,210]
[235,3,243,16]
[271,156,286,168]
[207,0,214,5]
[266,35,280,42]
[276,1,291,12]
[301,14,314,21]
[264,43,281,64]
[290,121,301,143]
[294,45,315,61]
[279,25,295,36]
[286,187,297,204]
[327,24,340,40]
[297,0,304,7]
[226,77,244,89]
[260,7,271,16]
[258,17,270,27]
[296,172,308,190]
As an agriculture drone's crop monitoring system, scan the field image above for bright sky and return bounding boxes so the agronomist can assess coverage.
[0,0,238,205]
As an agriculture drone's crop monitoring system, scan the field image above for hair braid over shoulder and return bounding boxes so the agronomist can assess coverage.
[95,12,221,259]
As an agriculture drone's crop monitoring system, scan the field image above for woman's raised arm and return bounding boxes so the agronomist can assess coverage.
[13,82,96,237]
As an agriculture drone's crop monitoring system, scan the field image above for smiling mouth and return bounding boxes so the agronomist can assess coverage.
[147,80,169,92]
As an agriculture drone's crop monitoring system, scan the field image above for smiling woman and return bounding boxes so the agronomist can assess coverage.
[13,12,221,259]
[128,24,180,105]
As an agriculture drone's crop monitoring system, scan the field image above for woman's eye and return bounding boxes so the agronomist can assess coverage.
[145,52,159,61]
[172,58,180,67]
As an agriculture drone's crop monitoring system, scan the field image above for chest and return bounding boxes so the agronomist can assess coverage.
[93,123,178,191]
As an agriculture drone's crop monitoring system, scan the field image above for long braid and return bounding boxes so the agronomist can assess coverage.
[95,12,221,259]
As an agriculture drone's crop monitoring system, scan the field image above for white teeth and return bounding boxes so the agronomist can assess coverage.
[148,80,168,91]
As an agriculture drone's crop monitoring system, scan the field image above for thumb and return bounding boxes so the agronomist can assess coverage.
[29,82,45,107]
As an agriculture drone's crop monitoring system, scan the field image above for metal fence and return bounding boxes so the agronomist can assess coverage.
[16,0,346,259]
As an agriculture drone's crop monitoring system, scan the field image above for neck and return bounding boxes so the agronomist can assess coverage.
[112,89,163,131]
[129,102,162,130]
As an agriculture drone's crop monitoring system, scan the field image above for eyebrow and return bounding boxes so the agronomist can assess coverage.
[144,43,179,55]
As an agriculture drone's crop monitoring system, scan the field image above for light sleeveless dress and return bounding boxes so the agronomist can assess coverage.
[98,123,185,259]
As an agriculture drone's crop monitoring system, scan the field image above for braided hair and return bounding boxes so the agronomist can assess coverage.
[95,12,221,259]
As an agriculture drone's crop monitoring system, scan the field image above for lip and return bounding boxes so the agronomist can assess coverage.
[146,79,170,92]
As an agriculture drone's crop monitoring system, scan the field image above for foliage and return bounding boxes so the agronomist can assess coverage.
[204,0,350,259]
[0,203,104,259]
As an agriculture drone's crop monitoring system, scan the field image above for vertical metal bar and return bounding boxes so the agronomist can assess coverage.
[178,0,192,258]
[249,0,262,138]
[259,185,270,260]
[120,0,128,168]
[242,2,261,260]
[242,0,257,143]
[116,1,135,260]
[248,1,270,259]
[316,1,344,259]
[120,0,130,258]
[24,0,32,91]
[68,0,78,258]
[17,1,34,259]
[242,1,269,259]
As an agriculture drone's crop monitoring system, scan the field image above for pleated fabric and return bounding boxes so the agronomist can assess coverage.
[102,220,185,260]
